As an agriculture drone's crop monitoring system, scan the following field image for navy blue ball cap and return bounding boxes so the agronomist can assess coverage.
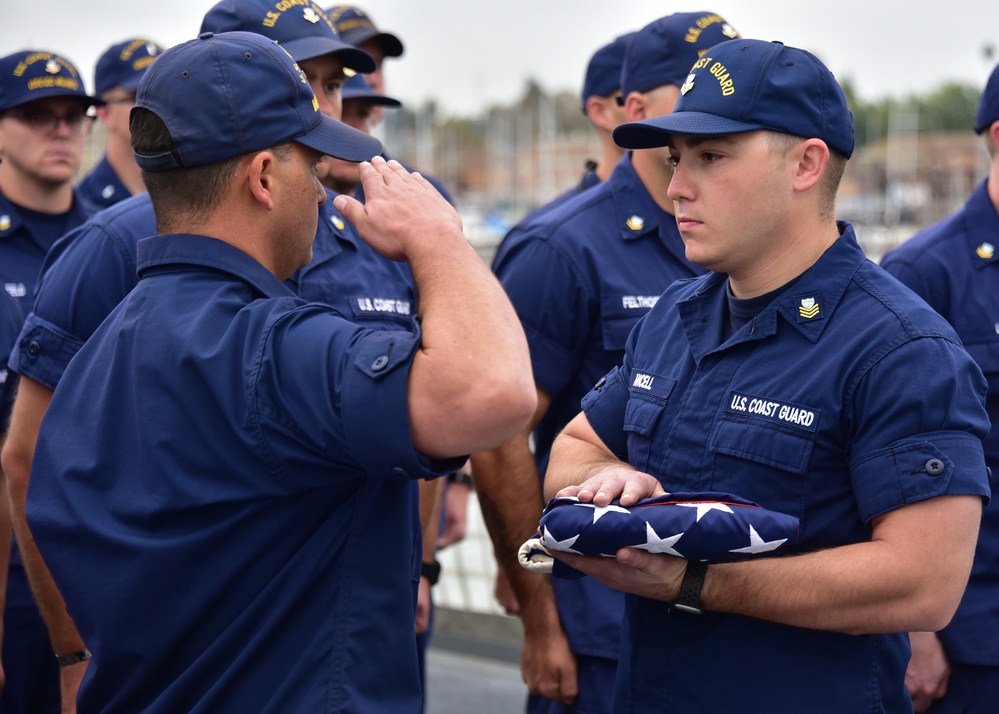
[620,11,741,99]
[581,32,636,112]
[342,72,401,106]
[0,50,100,113]
[326,5,404,58]
[95,38,164,96]
[613,39,855,158]
[200,0,375,73]
[975,61,999,135]
[133,31,382,171]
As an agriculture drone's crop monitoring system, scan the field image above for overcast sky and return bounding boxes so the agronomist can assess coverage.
[3,0,997,117]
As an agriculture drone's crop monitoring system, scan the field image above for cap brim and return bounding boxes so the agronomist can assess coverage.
[613,112,763,149]
[296,113,383,162]
[281,36,376,73]
[3,90,102,112]
[341,29,404,58]
[342,87,401,106]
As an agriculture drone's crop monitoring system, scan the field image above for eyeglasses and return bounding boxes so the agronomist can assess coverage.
[3,108,92,136]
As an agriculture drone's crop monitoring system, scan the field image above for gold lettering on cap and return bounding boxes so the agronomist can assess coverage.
[709,61,736,96]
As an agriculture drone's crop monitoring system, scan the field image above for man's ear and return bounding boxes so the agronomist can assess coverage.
[623,92,648,122]
[792,138,830,194]
[246,150,276,211]
[585,96,615,132]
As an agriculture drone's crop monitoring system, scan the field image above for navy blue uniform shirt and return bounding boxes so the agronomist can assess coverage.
[27,234,457,713]
[882,180,999,666]
[497,167,601,256]
[583,225,991,713]
[76,156,131,212]
[493,154,703,661]
[0,191,91,316]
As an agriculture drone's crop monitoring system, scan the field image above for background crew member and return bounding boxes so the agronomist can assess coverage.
[75,38,162,210]
[470,12,741,712]
[0,48,98,714]
[881,59,999,714]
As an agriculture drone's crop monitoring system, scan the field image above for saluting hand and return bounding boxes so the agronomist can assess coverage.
[332,157,463,263]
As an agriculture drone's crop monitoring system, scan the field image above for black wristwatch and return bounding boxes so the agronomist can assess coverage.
[421,559,442,586]
[56,648,92,666]
[673,560,708,615]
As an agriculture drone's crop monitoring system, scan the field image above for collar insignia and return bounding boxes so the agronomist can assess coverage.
[976,242,994,259]
[331,215,345,230]
[626,215,645,231]
[0,215,10,232]
[798,296,820,319]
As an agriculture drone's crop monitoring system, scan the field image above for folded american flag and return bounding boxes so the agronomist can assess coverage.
[519,492,800,579]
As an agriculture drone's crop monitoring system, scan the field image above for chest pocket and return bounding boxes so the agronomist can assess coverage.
[600,294,658,351]
[623,370,676,473]
[709,416,817,518]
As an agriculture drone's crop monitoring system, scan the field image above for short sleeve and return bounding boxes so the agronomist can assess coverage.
[252,307,456,489]
[11,222,138,387]
[848,336,991,522]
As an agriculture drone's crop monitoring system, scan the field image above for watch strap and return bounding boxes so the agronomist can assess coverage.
[56,648,92,666]
[673,560,708,615]
[420,559,442,586]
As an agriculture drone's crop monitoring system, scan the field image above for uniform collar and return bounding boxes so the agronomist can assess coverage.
[136,233,298,300]
[0,192,26,237]
[609,154,669,242]
[679,222,865,360]
[0,189,91,242]
[962,180,999,269]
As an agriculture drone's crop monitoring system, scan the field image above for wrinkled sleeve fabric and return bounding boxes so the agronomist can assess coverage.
[848,335,991,522]
[252,307,461,490]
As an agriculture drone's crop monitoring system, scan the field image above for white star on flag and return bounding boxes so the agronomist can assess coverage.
[729,525,787,554]
[540,525,583,554]
[676,501,734,521]
[577,502,631,523]
[632,521,685,556]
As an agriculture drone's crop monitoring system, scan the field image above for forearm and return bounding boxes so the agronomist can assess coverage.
[419,477,444,563]
[1,380,84,654]
[697,496,978,634]
[0,450,11,645]
[544,412,657,506]
[470,433,560,625]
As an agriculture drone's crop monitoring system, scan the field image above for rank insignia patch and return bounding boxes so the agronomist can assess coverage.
[798,296,820,319]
